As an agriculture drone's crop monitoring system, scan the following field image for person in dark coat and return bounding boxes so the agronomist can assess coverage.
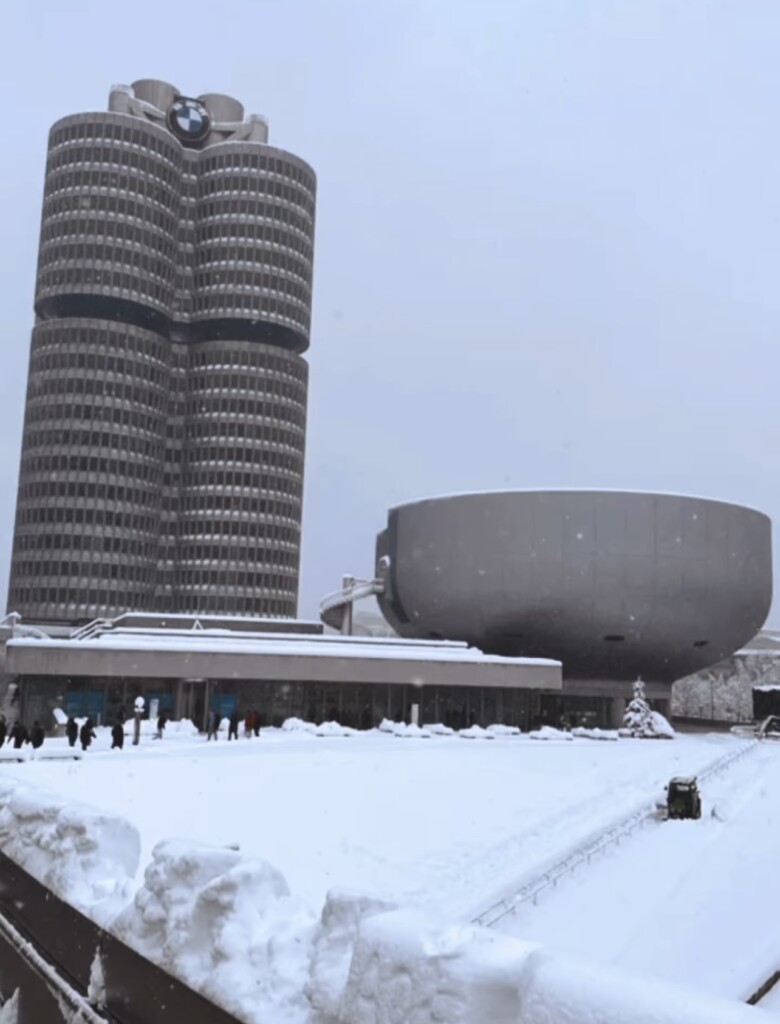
[244,710,255,738]
[0,715,7,747]
[207,708,219,741]
[30,721,44,749]
[252,710,261,737]
[156,712,167,740]
[65,717,78,747]
[111,720,125,750]
[80,718,96,751]
[10,722,28,749]
[228,708,240,741]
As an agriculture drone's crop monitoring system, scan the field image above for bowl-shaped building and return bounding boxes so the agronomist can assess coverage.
[376,490,772,683]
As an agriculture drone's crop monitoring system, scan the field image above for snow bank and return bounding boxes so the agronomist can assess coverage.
[459,725,496,740]
[571,727,619,741]
[392,723,431,738]
[651,710,676,739]
[316,721,358,737]
[305,889,397,1021]
[338,910,767,1024]
[0,990,19,1023]
[487,724,522,736]
[282,717,318,734]
[113,838,316,1024]
[519,948,765,1024]
[340,909,530,1024]
[0,748,28,762]
[529,726,573,741]
[0,779,139,922]
[130,717,199,739]
[426,722,455,736]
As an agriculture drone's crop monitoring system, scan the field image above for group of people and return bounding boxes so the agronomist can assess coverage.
[207,708,262,741]
[0,714,45,750]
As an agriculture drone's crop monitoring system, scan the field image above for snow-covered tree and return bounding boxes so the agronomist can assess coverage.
[622,679,655,737]
[622,678,675,739]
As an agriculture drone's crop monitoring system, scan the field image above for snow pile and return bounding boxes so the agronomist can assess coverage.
[113,838,316,1024]
[529,726,573,741]
[282,717,318,734]
[0,779,139,921]
[391,723,431,739]
[305,889,397,1021]
[340,909,530,1024]
[0,747,29,762]
[426,722,455,736]
[130,717,199,739]
[0,990,19,1023]
[339,909,766,1024]
[377,718,397,734]
[571,727,619,741]
[651,710,676,739]
[519,947,764,1024]
[459,725,496,740]
[487,724,522,736]
[88,950,106,1009]
[315,721,358,738]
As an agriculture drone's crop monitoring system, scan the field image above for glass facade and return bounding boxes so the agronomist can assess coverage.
[9,100,316,623]
[20,676,547,733]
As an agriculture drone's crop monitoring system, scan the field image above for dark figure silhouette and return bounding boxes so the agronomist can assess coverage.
[30,721,45,749]
[228,709,240,741]
[111,721,125,750]
[80,719,96,751]
[65,717,78,747]
[10,723,28,749]
[252,710,261,737]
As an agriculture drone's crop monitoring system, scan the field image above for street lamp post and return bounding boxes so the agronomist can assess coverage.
[133,696,145,747]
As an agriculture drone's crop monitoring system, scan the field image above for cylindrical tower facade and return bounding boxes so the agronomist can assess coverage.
[8,81,316,624]
[176,341,307,617]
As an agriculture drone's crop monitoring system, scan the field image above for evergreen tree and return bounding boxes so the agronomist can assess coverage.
[623,678,655,737]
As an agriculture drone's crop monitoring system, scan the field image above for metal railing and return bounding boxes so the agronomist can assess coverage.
[473,739,759,929]
[319,576,385,631]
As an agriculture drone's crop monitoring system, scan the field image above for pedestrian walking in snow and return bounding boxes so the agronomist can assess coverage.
[111,720,125,749]
[30,721,44,749]
[207,708,219,741]
[156,712,167,740]
[80,718,96,751]
[252,710,261,737]
[228,708,240,741]
[65,717,78,747]
[10,722,28,749]
[244,710,255,738]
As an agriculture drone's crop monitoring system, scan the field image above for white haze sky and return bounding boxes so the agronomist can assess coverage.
[2,0,780,624]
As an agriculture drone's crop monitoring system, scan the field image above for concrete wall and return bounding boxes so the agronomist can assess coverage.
[377,490,772,683]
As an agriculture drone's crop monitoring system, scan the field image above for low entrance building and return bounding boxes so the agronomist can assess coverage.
[5,613,562,731]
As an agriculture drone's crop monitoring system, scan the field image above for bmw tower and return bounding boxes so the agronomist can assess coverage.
[8,79,316,623]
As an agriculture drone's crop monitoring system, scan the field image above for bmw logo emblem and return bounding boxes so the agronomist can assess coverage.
[167,98,211,143]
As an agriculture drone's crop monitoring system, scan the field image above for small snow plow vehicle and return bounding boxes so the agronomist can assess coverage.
[665,776,702,820]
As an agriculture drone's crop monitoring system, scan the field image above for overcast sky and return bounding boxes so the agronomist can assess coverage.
[3,0,780,625]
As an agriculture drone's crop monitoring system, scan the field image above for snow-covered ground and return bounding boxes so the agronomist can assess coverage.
[0,725,777,1022]
[0,726,745,918]
[496,740,780,1003]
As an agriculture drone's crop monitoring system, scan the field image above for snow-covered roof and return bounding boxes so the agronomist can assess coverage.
[7,628,558,667]
[390,488,769,519]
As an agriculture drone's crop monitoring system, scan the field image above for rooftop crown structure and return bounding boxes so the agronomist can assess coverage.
[8,80,316,623]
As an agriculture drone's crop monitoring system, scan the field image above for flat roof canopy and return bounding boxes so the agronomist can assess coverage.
[7,629,562,691]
